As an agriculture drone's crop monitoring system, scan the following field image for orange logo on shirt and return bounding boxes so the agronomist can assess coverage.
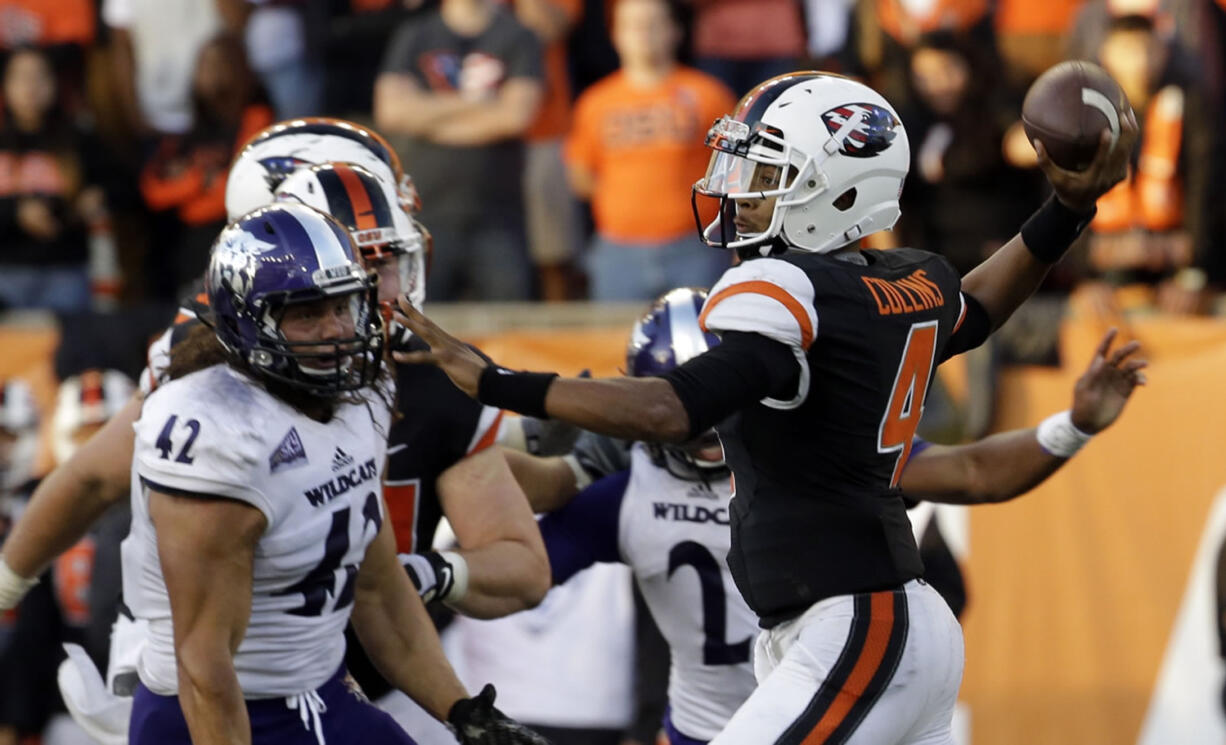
[862,270,945,315]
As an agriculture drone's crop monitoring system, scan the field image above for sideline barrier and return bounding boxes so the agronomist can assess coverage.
[0,309,1221,744]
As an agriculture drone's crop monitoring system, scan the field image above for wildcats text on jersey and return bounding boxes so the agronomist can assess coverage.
[652,502,730,525]
[303,459,378,507]
[861,269,946,316]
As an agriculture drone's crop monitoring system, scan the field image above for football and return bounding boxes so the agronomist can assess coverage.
[1021,60,1131,171]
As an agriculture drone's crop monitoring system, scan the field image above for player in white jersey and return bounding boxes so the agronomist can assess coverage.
[1,115,545,634]
[507,287,1146,745]
[123,203,546,745]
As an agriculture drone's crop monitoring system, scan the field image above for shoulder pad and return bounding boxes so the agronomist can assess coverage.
[699,258,818,349]
[136,370,273,521]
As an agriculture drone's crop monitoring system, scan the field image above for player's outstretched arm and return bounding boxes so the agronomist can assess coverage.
[960,110,1138,331]
[0,392,141,610]
[392,299,693,442]
[900,329,1146,504]
[393,299,797,445]
[435,446,551,618]
[151,489,264,745]
[352,512,470,720]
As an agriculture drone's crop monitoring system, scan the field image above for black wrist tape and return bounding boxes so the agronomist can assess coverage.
[477,366,558,419]
[1020,194,1097,263]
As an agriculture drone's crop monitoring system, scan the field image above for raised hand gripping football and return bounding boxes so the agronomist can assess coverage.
[447,684,553,745]
[1069,328,1148,435]
[1035,105,1138,214]
[391,295,487,398]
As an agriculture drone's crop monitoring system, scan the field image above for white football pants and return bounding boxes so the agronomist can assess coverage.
[711,579,964,745]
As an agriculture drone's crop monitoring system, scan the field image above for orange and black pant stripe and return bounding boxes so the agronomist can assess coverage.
[776,589,909,745]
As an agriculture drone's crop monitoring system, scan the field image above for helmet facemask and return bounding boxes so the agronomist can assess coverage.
[693,116,818,255]
[692,79,909,257]
[244,276,385,398]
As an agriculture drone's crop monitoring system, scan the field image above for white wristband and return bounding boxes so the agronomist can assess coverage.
[562,453,593,492]
[0,557,38,611]
[1036,410,1093,458]
[439,550,469,604]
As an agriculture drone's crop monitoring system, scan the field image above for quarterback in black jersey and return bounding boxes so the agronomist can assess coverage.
[399,71,1139,745]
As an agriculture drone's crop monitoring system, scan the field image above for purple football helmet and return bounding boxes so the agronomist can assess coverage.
[205,203,384,397]
[626,288,726,476]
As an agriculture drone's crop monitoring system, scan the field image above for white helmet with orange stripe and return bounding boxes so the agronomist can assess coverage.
[51,370,135,466]
[274,163,428,344]
[692,72,910,256]
[225,117,421,221]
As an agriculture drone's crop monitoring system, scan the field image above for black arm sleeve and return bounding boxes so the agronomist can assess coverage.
[662,331,800,439]
[940,292,991,361]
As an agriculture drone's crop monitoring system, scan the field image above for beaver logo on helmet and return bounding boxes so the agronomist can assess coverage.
[820,103,900,158]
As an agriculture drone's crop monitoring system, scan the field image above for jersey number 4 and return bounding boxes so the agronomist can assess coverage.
[878,321,938,487]
[669,541,751,666]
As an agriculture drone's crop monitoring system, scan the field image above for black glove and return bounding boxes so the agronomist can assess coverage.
[447,684,552,745]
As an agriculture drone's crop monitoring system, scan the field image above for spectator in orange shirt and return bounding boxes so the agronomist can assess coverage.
[567,0,734,301]
[140,34,273,299]
[512,0,584,301]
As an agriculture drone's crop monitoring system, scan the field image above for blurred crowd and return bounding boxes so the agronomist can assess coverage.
[0,0,1221,315]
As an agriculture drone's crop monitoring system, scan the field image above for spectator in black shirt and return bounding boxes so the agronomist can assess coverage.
[0,47,112,313]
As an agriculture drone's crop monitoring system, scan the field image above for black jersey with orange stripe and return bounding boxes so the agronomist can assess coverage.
[699,248,970,627]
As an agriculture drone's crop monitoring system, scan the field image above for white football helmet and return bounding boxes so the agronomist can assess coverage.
[692,72,911,256]
[51,370,135,466]
[225,117,421,221]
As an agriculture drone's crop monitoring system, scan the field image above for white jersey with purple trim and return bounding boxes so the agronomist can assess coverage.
[122,363,393,697]
[618,444,758,741]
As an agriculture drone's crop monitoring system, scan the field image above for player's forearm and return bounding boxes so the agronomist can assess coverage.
[543,377,690,443]
[176,650,251,745]
[962,196,1096,330]
[450,539,551,618]
[3,395,139,578]
[959,234,1053,332]
[2,463,118,579]
[501,449,580,513]
[901,429,1065,504]
[352,574,467,720]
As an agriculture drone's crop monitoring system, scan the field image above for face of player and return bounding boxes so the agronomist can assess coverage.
[733,163,784,235]
[369,255,403,303]
[279,294,359,368]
